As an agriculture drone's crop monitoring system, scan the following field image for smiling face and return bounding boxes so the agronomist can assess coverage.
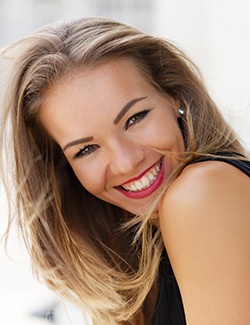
[40,58,185,215]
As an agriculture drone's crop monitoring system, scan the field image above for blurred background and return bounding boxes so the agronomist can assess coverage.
[1,0,250,324]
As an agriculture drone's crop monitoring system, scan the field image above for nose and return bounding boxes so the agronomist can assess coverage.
[107,137,144,177]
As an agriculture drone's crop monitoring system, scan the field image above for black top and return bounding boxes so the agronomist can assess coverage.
[151,153,250,325]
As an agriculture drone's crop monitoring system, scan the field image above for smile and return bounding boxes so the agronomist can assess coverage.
[116,157,165,199]
[121,160,162,192]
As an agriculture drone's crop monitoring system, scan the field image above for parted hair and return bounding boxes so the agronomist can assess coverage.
[0,17,245,324]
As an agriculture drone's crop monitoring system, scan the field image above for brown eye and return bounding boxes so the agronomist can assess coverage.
[75,144,99,159]
[125,110,151,130]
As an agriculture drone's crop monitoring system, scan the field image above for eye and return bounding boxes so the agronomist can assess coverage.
[74,144,99,159]
[125,109,151,130]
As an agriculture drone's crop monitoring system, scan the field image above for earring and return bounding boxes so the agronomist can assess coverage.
[178,107,185,116]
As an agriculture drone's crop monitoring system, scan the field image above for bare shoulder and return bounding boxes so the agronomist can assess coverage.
[159,159,250,246]
[159,160,250,324]
[160,159,250,218]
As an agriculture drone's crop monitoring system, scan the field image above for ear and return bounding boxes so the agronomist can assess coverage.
[164,93,182,118]
[171,97,182,118]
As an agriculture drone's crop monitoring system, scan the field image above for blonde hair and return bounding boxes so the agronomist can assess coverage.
[0,17,245,324]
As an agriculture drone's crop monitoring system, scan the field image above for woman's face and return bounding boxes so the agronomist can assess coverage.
[40,58,185,215]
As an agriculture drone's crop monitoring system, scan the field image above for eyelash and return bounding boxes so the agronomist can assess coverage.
[75,144,99,159]
[125,109,151,130]
[74,109,151,159]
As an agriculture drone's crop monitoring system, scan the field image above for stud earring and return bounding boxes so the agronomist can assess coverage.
[178,107,185,116]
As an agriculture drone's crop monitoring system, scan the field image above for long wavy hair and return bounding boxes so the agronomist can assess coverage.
[0,17,245,324]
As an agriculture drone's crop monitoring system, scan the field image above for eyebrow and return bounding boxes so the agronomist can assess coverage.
[62,96,147,153]
[62,136,93,152]
[113,96,147,125]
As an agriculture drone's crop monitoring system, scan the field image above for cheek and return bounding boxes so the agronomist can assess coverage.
[72,164,105,195]
[147,120,183,150]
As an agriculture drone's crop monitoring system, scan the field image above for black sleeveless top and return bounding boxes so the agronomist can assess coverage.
[151,153,250,324]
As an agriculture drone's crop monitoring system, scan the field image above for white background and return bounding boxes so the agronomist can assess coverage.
[1,1,250,324]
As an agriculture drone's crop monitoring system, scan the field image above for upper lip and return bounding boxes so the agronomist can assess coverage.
[119,158,162,187]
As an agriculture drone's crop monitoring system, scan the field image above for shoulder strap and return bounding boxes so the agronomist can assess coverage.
[192,152,250,177]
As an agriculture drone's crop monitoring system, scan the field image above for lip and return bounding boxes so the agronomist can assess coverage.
[120,159,161,186]
[115,157,165,199]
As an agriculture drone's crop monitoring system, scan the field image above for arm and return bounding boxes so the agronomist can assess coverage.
[159,161,250,325]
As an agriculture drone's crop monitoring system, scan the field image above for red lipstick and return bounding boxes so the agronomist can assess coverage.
[116,158,164,199]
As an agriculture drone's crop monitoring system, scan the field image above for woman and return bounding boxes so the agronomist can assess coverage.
[1,17,250,325]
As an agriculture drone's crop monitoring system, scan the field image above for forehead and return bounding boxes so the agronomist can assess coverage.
[42,56,149,106]
[39,57,154,143]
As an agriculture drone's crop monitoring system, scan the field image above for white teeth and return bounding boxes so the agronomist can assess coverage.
[141,176,149,188]
[121,160,162,192]
[135,180,143,190]
[148,172,155,181]
[131,185,137,191]
[152,169,158,176]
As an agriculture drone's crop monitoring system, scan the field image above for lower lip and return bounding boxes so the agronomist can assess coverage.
[116,159,165,199]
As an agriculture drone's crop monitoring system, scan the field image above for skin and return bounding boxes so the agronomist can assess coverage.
[40,56,250,323]
[160,160,250,324]
[40,57,184,216]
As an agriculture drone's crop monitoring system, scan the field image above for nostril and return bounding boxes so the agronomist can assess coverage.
[107,140,145,176]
